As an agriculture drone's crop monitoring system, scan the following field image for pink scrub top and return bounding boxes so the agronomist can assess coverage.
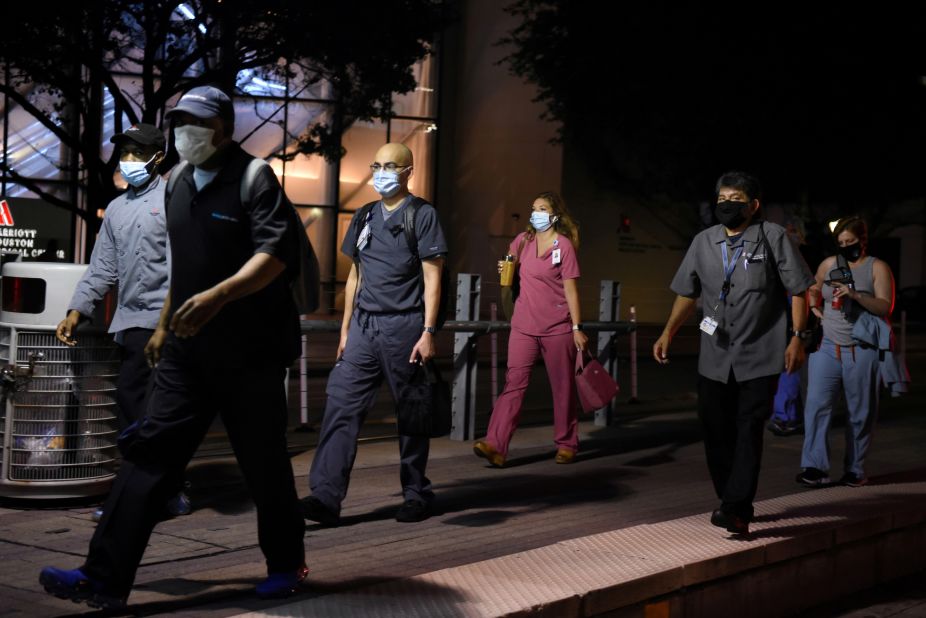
[509,231,581,337]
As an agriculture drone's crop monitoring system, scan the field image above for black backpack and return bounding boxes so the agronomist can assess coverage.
[353,197,450,329]
[166,158,321,315]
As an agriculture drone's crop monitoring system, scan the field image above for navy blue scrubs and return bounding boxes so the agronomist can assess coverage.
[309,196,447,515]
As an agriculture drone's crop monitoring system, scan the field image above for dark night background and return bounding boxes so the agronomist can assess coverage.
[509,2,925,209]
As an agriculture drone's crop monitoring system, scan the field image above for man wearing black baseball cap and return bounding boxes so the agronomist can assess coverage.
[56,122,192,518]
[40,87,307,608]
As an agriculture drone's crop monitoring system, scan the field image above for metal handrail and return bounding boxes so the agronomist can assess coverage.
[300,319,636,335]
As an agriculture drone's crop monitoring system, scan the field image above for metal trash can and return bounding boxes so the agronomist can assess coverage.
[0,262,120,498]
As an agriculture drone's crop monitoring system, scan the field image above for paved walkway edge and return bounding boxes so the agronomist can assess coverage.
[235,479,926,618]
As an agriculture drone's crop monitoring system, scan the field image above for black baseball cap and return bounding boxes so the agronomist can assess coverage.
[165,86,234,122]
[110,123,166,150]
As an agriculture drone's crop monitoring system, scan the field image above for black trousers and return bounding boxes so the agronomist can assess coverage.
[115,328,155,427]
[697,370,779,521]
[83,334,305,595]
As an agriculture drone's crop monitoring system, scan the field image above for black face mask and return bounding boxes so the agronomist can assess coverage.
[838,242,862,262]
[715,200,750,229]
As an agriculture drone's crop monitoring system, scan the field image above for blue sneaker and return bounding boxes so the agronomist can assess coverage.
[255,564,309,599]
[90,509,104,523]
[167,491,192,516]
[39,566,126,609]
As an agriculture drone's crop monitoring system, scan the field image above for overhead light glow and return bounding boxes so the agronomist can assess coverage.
[177,4,208,34]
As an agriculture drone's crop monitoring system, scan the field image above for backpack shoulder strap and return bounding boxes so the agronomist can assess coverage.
[240,157,270,208]
[352,201,378,260]
[403,196,429,260]
[758,221,780,271]
[165,160,191,202]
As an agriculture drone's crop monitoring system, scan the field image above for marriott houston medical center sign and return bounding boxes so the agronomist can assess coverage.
[0,197,73,261]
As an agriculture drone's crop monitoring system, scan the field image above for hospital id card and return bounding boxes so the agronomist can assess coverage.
[699,316,719,336]
[356,223,371,251]
[552,248,561,265]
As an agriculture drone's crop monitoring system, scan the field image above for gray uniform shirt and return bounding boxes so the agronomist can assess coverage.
[68,175,170,338]
[670,220,814,383]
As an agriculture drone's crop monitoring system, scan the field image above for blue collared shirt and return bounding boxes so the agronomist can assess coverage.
[68,175,170,338]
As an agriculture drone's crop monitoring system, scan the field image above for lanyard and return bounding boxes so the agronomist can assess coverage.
[720,242,743,300]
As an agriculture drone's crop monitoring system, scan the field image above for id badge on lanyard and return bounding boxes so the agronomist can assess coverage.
[702,242,743,337]
[551,238,561,265]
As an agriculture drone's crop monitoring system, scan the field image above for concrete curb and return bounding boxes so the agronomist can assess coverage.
[235,480,926,618]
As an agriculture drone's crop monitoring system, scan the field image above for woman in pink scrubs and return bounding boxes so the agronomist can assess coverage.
[474,192,588,467]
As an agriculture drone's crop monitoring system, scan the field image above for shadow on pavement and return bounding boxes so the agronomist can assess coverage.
[120,574,467,617]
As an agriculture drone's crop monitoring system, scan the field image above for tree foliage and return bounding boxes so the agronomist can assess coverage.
[0,0,448,232]
[500,2,925,214]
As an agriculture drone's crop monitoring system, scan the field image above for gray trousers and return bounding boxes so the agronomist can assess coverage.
[801,338,880,477]
[310,311,434,514]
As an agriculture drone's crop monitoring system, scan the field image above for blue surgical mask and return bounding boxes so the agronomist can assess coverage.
[530,211,557,232]
[119,154,157,187]
[372,168,407,198]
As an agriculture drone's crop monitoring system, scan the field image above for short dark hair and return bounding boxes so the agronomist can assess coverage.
[715,171,762,202]
[832,215,868,249]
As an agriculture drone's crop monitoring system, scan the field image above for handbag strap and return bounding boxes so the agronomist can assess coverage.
[574,351,587,373]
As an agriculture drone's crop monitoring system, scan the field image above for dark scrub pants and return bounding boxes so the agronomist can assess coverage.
[82,335,305,596]
[310,311,434,515]
[698,369,779,522]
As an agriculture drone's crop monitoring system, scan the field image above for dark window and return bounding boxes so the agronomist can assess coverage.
[2,276,46,313]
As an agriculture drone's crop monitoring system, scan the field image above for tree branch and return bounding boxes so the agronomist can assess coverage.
[97,69,141,126]
[0,162,88,220]
[0,84,76,147]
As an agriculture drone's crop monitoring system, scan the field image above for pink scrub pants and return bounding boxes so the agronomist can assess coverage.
[485,328,579,456]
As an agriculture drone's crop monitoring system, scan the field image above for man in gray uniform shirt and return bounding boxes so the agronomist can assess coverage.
[56,124,190,519]
[302,142,447,526]
[653,171,814,535]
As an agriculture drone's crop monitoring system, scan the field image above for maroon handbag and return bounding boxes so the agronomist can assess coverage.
[574,353,619,413]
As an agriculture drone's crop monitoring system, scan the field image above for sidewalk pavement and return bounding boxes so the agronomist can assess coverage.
[1,355,924,617]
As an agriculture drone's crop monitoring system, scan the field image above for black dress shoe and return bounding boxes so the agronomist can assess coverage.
[395,499,432,523]
[299,496,340,526]
[710,509,749,535]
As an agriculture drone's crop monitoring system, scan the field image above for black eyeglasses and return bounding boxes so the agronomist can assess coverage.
[369,162,411,173]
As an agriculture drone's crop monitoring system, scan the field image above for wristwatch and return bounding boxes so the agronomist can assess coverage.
[423,326,436,334]
[792,329,813,340]
[572,324,584,332]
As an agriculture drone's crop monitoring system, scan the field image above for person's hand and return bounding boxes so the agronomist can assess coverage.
[653,332,671,365]
[830,282,857,302]
[784,336,806,374]
[55,311,82,346]
[573,330,588,353]
[170,288,226,338]
[811,306,824,319]
[144,327,169,367]
[409,332,436,364]
[336,331,349,361]
[497,260,505,274]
